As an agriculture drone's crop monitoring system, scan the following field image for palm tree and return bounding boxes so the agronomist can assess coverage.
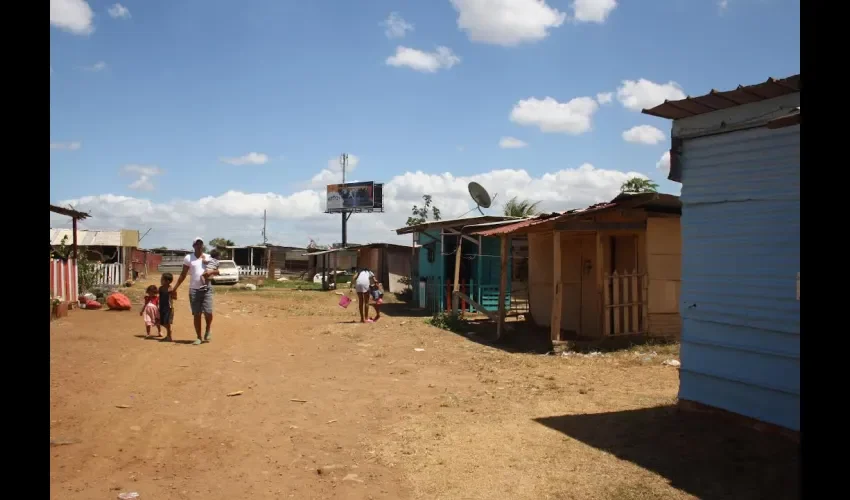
[620,177,659,194]
[503,197,542,217]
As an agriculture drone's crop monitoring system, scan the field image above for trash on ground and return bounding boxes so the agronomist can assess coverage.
[326,419,337,424]
[50,437,81,447]
[662,359,681,367]
[226,391,244,397]
[290,398,308,403]
[414,348,425,352]
[117,493,140,500]
[115,404,131,409]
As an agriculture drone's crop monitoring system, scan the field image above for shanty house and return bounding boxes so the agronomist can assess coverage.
[355,243,414,294]
[49,228,140,285]
[396,216,518,314]
[470,193,682,340]
[643,74,800,431]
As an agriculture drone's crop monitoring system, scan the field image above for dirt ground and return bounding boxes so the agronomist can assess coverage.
[50,278,799,500]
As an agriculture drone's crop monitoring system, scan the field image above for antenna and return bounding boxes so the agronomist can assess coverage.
[262,210,268,245]
[468,182,493,215]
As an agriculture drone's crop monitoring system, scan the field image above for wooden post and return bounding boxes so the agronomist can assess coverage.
[496,235,509,340]
[71,217,79,260]
[630,269,639,333]
[250,247,254,274]
[603,272,611,336]
[550,232,562,342]
[451,236,463,312]
[267,247,275,280]
[595,231,604,337]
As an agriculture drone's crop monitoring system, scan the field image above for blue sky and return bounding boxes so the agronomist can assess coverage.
[50,0,800,248]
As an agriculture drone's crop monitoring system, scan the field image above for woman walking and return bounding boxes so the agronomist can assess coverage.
[350,267,375,323]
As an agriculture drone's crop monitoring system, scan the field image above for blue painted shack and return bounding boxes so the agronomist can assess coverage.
[644,74,800,431]
[395,216,518,314]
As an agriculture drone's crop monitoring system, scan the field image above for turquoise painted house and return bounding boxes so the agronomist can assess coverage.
[396,216,518,314]
[644,74,800,431]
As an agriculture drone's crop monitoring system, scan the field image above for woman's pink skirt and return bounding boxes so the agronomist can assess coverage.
[143,302,160,326]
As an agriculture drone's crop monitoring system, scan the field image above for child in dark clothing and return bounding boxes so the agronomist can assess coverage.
[158,273,175,342]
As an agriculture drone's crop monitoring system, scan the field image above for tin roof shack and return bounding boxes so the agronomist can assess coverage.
[395,216,518,317]
[355,243,414,294]
[472,193,682,342]
[49,228,140,282]
[305,246,361,290]
[643,74,800,432]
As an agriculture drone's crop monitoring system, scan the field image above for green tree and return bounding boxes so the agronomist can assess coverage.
[503,196,541,217]
[620,177,659,194]
[406,195,442,226]
[209,237,235,258]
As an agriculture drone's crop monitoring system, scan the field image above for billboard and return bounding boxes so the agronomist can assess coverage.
[326,181,384,213]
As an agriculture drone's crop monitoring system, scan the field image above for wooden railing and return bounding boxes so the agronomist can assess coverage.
[603,270,648,335]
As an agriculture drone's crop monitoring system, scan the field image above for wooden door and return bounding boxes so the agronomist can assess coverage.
[579,235,599,336]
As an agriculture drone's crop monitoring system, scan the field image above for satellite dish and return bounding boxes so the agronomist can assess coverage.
[468,182,492,215]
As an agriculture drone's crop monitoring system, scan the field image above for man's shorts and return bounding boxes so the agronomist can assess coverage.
[189,287,213,315]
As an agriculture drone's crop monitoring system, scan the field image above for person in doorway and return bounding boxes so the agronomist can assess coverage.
[171,237,220,345]
[349,267,375,323]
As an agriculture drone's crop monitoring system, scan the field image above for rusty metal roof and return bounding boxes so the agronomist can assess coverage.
[50,229,122,246]
[642,74,801,120]
[470,193,681,237]
[395,215,518,235]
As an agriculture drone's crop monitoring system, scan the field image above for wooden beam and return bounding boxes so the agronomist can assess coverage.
[451,236,463,312]
[496,235,509,340]
[453,291,496,321]
[550,231,563,342]
[555,221,647,231]
[443,227,481,246]
[595,231,604,337]
[71,218,78,260]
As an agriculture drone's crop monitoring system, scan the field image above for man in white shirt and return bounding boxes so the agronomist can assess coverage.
[171,237,220,345]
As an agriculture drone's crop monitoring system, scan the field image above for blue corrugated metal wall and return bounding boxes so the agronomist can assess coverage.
[678,124,800,431]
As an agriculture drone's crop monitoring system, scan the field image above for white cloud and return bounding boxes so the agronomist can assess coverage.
[122,164,164,191]
[719,0,729,12]
[510,96,599,134]
[571,0,618,23]
[450,0,566,46]
[52,163,652,249]
[82,61,108,72]
[386,46,460,73]
[51,0,94,35]
[596,92,613,105]
[50,141,82,151]
[616,79,687,112]
[622,125,666,145]
[108,3,131,19]
[499,137,528,149]
[381,12,413,38]
[219,152,270,166]
[656,151,671,174]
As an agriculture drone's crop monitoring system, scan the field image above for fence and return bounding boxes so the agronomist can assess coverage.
[238,266,281,278]
[93,262,125,286]
[415,277,516,316]
[603,270,648,335]
[50,259,79,303]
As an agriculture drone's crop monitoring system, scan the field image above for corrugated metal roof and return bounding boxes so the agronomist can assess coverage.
[642,74,801,120]
[49,229,122,246]
[470,193,681,237]
[395,215,518,235]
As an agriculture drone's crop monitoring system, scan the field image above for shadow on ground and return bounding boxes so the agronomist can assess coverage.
[534,406,800,500]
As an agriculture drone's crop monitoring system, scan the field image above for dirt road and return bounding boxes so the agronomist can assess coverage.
[50,286,798,500]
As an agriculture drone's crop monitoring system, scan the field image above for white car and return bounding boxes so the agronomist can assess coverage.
[312,270,349,284]
[211,260,240,285]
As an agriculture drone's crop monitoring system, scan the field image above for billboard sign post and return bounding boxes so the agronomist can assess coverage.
[325,154,384,247]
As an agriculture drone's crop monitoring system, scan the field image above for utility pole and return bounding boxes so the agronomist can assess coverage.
[340,153,350,248]
[262,210,268,245]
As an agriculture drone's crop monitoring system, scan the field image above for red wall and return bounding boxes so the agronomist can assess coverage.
[132,249,163,276]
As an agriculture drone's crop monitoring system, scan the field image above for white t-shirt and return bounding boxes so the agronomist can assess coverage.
[355,270,374,288]
[183,252,210,290]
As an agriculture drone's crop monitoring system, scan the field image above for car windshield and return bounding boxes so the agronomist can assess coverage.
[218,261,236,269]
